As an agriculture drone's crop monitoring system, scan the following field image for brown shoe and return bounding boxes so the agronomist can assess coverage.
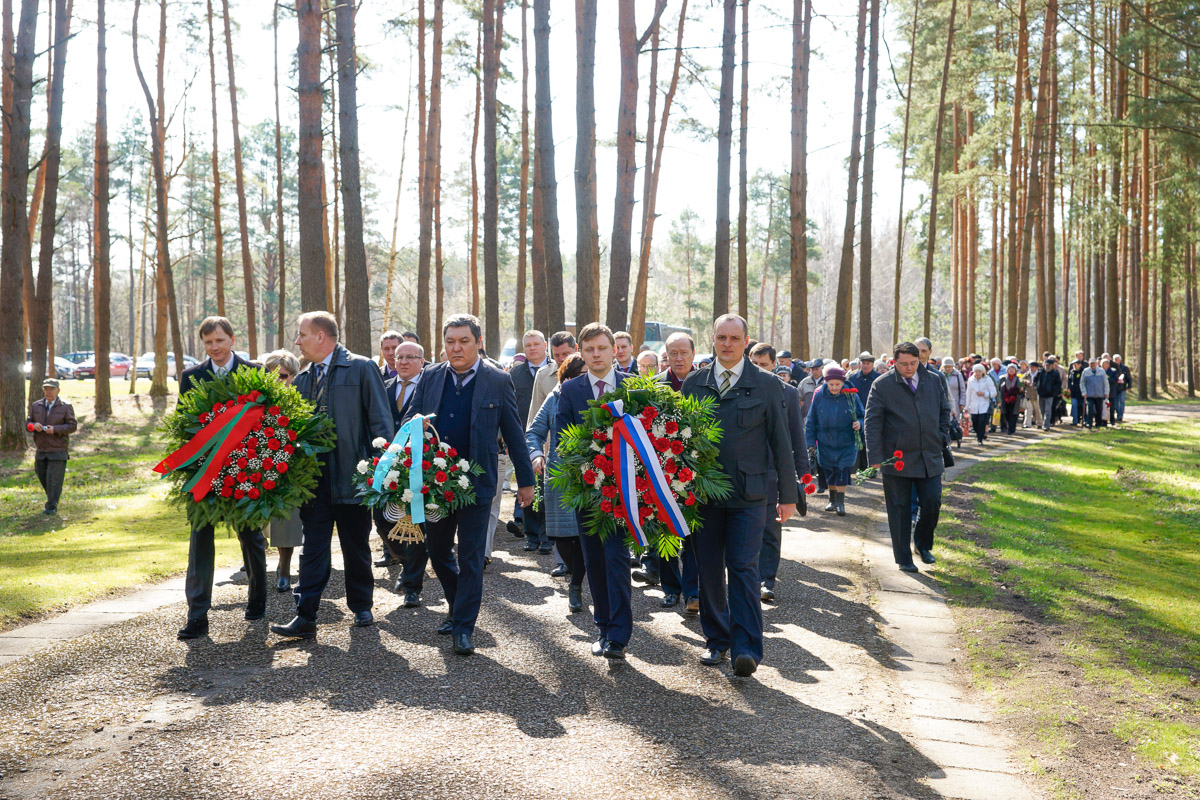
[684,596,700,615]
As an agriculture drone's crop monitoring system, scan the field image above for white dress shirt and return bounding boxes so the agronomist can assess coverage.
[588,368,617,400]
[714,357,746,389]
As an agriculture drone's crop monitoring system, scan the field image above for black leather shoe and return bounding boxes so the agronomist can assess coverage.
[685,596,700,615]
[591,636,608,657]
[918,549,936,564]
[506,520,524,538]
[661,593,679,608]
[898,563,920,573]
[177,618,208,640]
[276,575,291,593]
[523,542,539,552]
[760,586,776,604]
[699,647,728,666]
[628,554,640,568]
[374,555,399,567]
[538,542,554,554]
[436,617,454,635]
[354,610,374,627]
[733,653,758,677]
[550,563,569,578]
[568,584,584,613]
[453,632,474,655]
[631,568,660,586]
[270,616,317,639]
[602,641,626,660]
[403,591,421,608]
[244,607,266,621]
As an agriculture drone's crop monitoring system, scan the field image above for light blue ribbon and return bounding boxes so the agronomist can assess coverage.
[373,414,434,524]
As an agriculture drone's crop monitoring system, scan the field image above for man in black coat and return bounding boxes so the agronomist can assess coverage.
[1034,358,1062,431]
[510,330,552,552]
[271,311,394,640]
[864,342,951,574]
[176,316,268,641]
[402,314,535,656]
[683,315,798,678]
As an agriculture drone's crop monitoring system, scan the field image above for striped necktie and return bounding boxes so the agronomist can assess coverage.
[719,369,733,396]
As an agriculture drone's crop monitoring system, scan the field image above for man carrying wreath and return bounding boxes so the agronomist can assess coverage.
[402,313,535,656]
[177,316,267,641]
[682,314,797,677]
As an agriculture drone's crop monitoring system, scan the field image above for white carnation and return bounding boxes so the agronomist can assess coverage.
[691,450,700,460]
[680,427,693,439]
[458,476,470,489]
[372,437,388,449]
[439,441,451,452]
[386,443,402,454]
[384,470,400,485]
[457,459,470,471]
[401,489,415,503]
[593,476,605,489]
[433,456,448,468]
[356,459,370,474]
[672,479,687,493]
[652,423,666,438]
[590,442,602,452]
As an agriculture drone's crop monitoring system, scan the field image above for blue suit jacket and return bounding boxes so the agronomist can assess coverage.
[402,359,535,503]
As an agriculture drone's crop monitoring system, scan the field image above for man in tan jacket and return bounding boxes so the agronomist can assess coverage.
[26,378,78,515]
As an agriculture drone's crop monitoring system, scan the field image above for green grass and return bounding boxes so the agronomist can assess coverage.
[934,418,1200,782]
[0,388,242,629]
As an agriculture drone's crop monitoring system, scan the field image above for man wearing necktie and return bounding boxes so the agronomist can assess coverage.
[271,311,394,640]
[682,315,797,677]
[553,323,636,660]
[379,340,428,606]
[863,342,952,574]
[402,314,535,656]
[378,330,402,381]
[511,330,552,553]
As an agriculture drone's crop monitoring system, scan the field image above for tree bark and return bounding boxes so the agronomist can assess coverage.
[273,0,287,346]
[469,21,481,317]
[789,0,811,358]
[220,0,257,354]
[534,0,565,331]
[574,0,599,326]
[858,0,879,355]
[607,0,638,332]
[296,0,326,312]
[206,0,225,317]
[334,0,370,356]
[736,0,750,321]
[94,0,112,418]
[831,0,868,358]
[483,0,502,354]
[713,0,736,318]
[926,0,958,340]
[515,0,530,335]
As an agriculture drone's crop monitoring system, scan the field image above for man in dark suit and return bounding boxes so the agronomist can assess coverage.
[510,330,552,553]
[378,330,402,382]
[553,323,635,660]
[682,315,797,677]
[271,311,394,639]
[379,340,429,606]
[747,343,811,605]
[176,316,268,640]
[402,313,535,656]
[864,342,952,573]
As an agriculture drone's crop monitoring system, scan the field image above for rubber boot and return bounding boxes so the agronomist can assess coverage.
[834,490,846,517]
[824,490,837,512]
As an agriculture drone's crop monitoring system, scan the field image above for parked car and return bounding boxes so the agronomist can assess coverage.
[129,352,199,380]
[498,338,518,368]
[22,351,76,380]
[73,353,133,379]
[60,350,94,365]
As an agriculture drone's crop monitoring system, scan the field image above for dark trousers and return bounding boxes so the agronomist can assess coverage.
[1085,397,1107,427]
[524,475,548,547]
[424,500,492,635]
[551,535,586,588]
[185,523,267,622]
[759,511,786,591]
[295,497,374,622]
[660,536,699,598]
[970,412,989,443]
[34,454,66,511]
[881,473,942,566]
[577,515,633,646]
[694,504,767,663]
[1001,401,1019,434]
[373,508,427,593]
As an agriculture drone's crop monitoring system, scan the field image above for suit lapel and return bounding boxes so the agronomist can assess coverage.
[427,363,449,415]
[470,362,489,420]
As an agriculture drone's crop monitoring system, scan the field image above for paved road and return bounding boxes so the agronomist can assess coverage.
[6,405,1190,799]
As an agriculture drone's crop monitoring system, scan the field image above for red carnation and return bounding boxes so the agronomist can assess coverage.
[263,480,276,490]
[404,446,412,455]
[223,476,235,487]
[664,460,678,475]
[276,462,289,474]
[237,457,248,469]
[285,428,296,440]
[249,488,261,500]
[678,467,694,482]
[805,483,817,495]
[422,460,431,470]
[435,471,448,484]
[448,448,458,458]
[600,499,614,514]
[262,458,275,470]
[234,489,246,500]
[635,476,650,492]
[801,473,813,484]
[237,471,248,483]
[653,438,670,453]
[639,505,653,519]
[268,438,281,451]
[664,420,679,434]
[642,406,658,421]
[669,441,685,455]
[263,427,276,438]
[894,460,905,471]
[402,458,413,468]
[249,472,262,484]
[388,481,398,490]
[592,430,606,441]
[284,444,295,454]
[268,405,281,415]
[592,454,606,470]
[423,444,430,453]
[366,478,373,487]
[372,457,380,466]
[893,450,903,459]
[26,423,35,432]
[603,442,614,457]
[685,491,696,506]
[598,460,615,476]
[220,487,233,498]
[601,485,618,499]
[845,387,859,394]
[640,417,653,431]
[421,486,430,494]
[443,490,455,502]
[450,464,459,473]
[582,469,598,484]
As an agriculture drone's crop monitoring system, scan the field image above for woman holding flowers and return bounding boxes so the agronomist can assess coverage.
[804,365,865,517]
[527,354,589,614]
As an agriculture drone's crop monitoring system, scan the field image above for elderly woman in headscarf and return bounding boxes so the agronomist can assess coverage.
[965,363,997,444]
[999,363,1023,435]
[804,365,865,517]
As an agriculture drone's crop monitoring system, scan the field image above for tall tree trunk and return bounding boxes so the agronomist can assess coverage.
[94,0,112,419]
[789,0,812,358]
[533,0,565,331]
[574,0,599,326]
[831,0,867,358]
[0,0,37,449]
[1105,0,1128,353]
[892,0,919,345]
[858,0,879,354]
[607,0,638,332]
[206,0,225,317]
[296,0,326,312]
[515,0,530,335]
[736,0,750,321]
[926,0,958,339]
[713,0,736,317]
[469,21,481,317]
[483,0,502,354]
[273,0,286,346]
[335,0,370,355]
[418,0,442,347]
[220,0,257,354]
[531,155,547,332]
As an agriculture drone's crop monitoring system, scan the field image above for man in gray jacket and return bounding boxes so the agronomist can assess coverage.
[1080,356,1110,428]
[864,342,951,573]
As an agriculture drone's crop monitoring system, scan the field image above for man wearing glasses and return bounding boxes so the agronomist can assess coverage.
[380,341,429,606]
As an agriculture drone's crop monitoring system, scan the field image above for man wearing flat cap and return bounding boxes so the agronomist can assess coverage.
[26,378,77,516]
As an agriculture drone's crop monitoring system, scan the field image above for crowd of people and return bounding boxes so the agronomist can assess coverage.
[25,309,1128,677]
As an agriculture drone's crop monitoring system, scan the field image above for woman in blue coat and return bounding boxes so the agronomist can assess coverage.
[527,354,588,614]
[805,365,865,517]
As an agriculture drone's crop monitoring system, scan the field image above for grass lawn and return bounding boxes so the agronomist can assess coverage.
[0,380,243,630]
[934,418,1200,794]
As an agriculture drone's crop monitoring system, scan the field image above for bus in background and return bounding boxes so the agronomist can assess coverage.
[642,321,693,352]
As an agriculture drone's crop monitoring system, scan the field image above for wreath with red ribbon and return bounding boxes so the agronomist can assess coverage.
[155,367,336,530]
